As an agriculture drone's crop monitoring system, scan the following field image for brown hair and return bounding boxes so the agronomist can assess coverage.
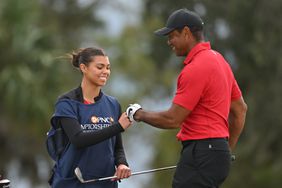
[70,47,107,68]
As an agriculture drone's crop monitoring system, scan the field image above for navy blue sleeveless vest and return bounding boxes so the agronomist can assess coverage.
[50,93,120,188]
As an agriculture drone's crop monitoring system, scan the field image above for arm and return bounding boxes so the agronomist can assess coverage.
[113,133,131,179]
[114,105,131,179]
[61,118,123,149]
[228,96,247,151]
[114,133,128,166]
[61,113,131,149]
[133,103,191,129]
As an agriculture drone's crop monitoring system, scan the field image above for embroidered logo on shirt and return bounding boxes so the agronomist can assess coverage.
[91,116,99,123]
[81,116,115,131]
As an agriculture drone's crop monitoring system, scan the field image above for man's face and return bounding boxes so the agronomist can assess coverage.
[167,28,190,56]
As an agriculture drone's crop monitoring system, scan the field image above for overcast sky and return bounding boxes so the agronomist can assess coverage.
[96,0,143,36]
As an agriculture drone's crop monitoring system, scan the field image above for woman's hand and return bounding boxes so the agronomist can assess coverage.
[118,112,132,130]
[113,164,131,180]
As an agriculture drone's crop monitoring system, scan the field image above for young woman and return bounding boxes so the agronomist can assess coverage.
[49,47,132,188]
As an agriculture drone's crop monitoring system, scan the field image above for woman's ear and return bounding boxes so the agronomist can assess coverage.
[79,63,87,73]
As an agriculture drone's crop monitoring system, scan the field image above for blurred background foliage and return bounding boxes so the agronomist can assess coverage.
[0,0,282,187]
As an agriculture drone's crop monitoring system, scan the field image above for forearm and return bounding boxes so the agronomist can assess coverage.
[73,125,123,149]
[114,133,128,166]
[60,118,124,149]
[229,118,244,150]
[228,106,247,151]
[134,109,180,129]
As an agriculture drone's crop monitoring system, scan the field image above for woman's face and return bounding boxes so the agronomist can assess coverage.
[82,56,111,87]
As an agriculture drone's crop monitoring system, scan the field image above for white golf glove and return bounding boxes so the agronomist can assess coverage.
[126,103,142,122]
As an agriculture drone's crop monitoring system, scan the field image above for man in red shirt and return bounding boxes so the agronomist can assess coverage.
[126,8,247,188]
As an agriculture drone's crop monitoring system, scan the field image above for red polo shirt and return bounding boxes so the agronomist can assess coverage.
[173,42,242,141]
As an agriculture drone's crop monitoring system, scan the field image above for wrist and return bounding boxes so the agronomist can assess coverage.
[126,103,142,122]
[117,122,125,131]
[134,109,142,122]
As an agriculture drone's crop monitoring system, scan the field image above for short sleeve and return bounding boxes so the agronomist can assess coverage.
[173,65,207,111]
[231,79,242,100]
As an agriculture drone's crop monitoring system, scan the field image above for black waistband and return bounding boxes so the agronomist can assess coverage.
[182,138,228,147]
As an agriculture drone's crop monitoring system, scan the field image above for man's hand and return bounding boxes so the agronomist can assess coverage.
[126,103,142,122]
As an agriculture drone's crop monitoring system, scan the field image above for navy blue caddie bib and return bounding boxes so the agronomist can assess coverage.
[50,93,120,188]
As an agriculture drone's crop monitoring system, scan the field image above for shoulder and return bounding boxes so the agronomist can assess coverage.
[54,89,81,116]
[186,49,224,74]
[54,87,82,110]
[102,94,122,115]
[58,87,81,101]
[179,52,214,83]
[101,93,121,113]
[102,93,120,105]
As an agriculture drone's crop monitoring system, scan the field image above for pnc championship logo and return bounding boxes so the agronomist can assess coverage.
[91,116,99,123]
[81,116,115,131]
[91,116,114,124]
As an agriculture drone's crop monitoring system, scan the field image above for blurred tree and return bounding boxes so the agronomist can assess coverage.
[0,0,105,185]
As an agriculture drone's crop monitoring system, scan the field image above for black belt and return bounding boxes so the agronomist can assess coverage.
[182,138,229,151]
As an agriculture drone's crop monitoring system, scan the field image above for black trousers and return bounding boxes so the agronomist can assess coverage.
[172,138,231,188]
